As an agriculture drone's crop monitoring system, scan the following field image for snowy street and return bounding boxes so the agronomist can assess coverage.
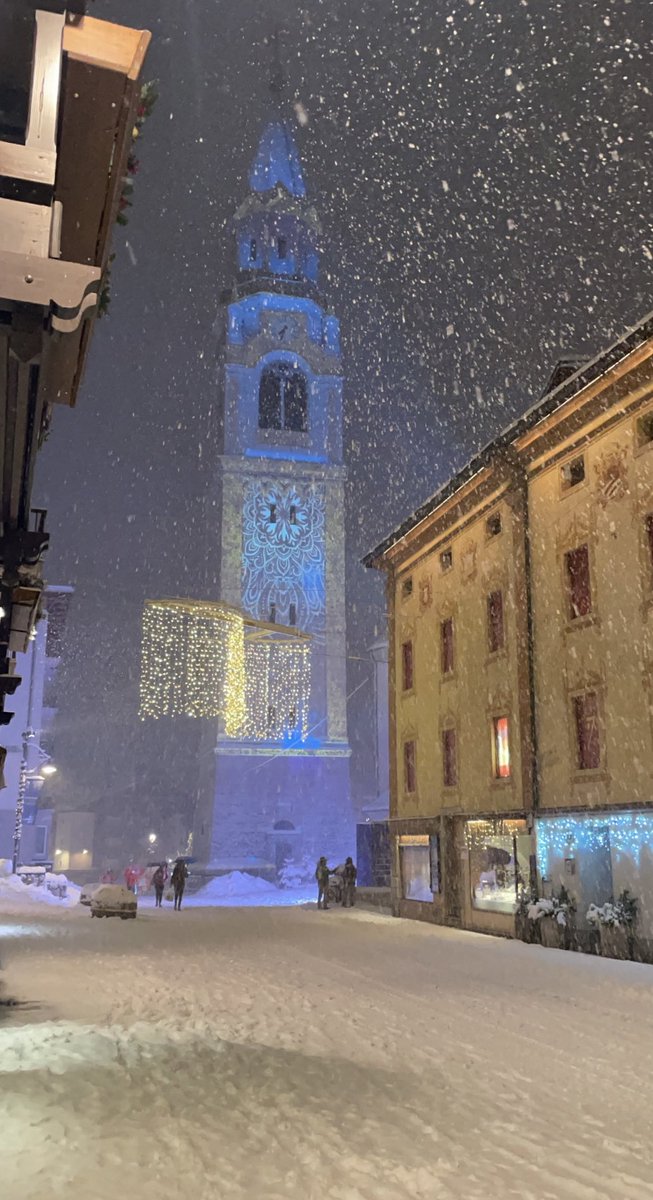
[2,905,653,1200]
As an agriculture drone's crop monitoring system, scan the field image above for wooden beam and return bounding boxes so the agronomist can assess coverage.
[62,16,151,80]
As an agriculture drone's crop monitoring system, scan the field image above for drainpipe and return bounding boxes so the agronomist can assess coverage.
[522,475,540,895]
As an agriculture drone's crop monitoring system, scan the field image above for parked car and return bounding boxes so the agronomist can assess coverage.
[90,884,137,920]
[80,881,103,907]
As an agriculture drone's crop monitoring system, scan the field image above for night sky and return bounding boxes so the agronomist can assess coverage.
[36,0,652,836]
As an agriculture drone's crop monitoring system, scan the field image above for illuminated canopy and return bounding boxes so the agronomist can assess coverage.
[139,597,311,741]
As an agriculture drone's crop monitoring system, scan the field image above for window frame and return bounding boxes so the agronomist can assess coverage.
[442,726,458,789]
[487,589,505,655]
[258,362,309,433]
[440,616,455,677]
[400,576,413,601]
[486,512,502,539]
[440,547,453,573]
[635,409,653,451]
[565,543,593,622]
[403,739,417,794]
[560,454,586,494]
[573,689,601,772]
[401,639,414,692]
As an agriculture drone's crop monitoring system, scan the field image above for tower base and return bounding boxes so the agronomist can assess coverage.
[210,741,353,873]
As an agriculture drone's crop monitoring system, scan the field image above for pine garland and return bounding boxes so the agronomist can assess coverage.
[99,80,158,317]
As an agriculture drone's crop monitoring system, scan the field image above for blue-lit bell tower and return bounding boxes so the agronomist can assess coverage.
[209,92,352,870]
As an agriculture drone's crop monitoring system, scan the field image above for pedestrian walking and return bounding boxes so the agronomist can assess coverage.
[315,856,331,909]
[171,859,188,911]
[342,856,357,907]
[152,863,167,908]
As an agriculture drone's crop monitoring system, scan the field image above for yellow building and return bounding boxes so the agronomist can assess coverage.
[365,313,653,946]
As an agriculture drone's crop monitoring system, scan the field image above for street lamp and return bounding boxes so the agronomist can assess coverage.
[41,763,57,776]
[148,832,157,845]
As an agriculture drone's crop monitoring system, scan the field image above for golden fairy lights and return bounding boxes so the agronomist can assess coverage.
[139,597,310,740]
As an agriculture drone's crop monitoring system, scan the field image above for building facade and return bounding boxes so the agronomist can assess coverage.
[0,584,74,866]
[365,313,653,947]
[207,111,353,870]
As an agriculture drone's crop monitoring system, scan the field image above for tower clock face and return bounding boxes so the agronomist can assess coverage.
[241,480,326,633]
[269,315,299,343]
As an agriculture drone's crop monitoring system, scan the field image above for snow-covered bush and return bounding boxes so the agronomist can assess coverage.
[587,890,637,929]
[528,887,575,928]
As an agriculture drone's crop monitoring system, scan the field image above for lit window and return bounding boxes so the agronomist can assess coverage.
[277,236,288,259]
[401,577,413,600]
[487,590,505,653]
[269,502,277,523]
[289,504,297,525]
[566,544,592,619]
[398,834,440,901]
[289,603,297,626]
[492,716,511,779]
[401,640,414,691]
[442,728,457,788]
[637,412,653,446]
[441,617,454,675]
[561,455,585,490]
[486,513,502,538]
[574,691,600,770]
[288,705,297,728]
[404,740,416,793]
[440,548,453,572]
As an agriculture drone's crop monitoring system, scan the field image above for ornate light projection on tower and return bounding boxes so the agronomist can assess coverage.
[206,67,353,868]
[139,597,311,740]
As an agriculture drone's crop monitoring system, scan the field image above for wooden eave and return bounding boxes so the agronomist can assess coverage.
[45,15,151,407]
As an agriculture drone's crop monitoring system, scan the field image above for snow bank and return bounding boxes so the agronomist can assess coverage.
[191,870,312,907]
[0,860,80,911]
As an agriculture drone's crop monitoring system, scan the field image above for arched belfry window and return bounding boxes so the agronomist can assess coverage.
[258,362,308,433]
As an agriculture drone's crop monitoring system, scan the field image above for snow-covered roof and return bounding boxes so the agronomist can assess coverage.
[363,309,653,568]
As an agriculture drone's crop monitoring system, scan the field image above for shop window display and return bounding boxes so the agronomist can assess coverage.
[466,819,530,914]
[398,834,440,902]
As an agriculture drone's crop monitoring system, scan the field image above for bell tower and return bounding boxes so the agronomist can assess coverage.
[210,71,352,869]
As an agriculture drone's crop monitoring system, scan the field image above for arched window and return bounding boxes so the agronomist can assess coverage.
[258,363,308,432]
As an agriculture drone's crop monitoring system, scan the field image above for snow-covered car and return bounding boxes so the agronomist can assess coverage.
[80,881,104,907]
[90,884,137,919]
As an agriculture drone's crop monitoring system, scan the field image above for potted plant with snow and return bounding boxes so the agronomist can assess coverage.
[515,890,540,943]
[528,886,575,950]
[586,890,638,960]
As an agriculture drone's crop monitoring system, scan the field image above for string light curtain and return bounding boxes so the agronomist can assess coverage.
[140,597,310,740]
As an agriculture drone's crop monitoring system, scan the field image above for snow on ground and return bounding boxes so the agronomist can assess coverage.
[2,903,653,1200]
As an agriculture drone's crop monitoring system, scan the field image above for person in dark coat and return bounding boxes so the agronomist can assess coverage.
[152,863,167,908]
[171,860,188,911]
[315,856,331,909]
[342,857,357,908]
